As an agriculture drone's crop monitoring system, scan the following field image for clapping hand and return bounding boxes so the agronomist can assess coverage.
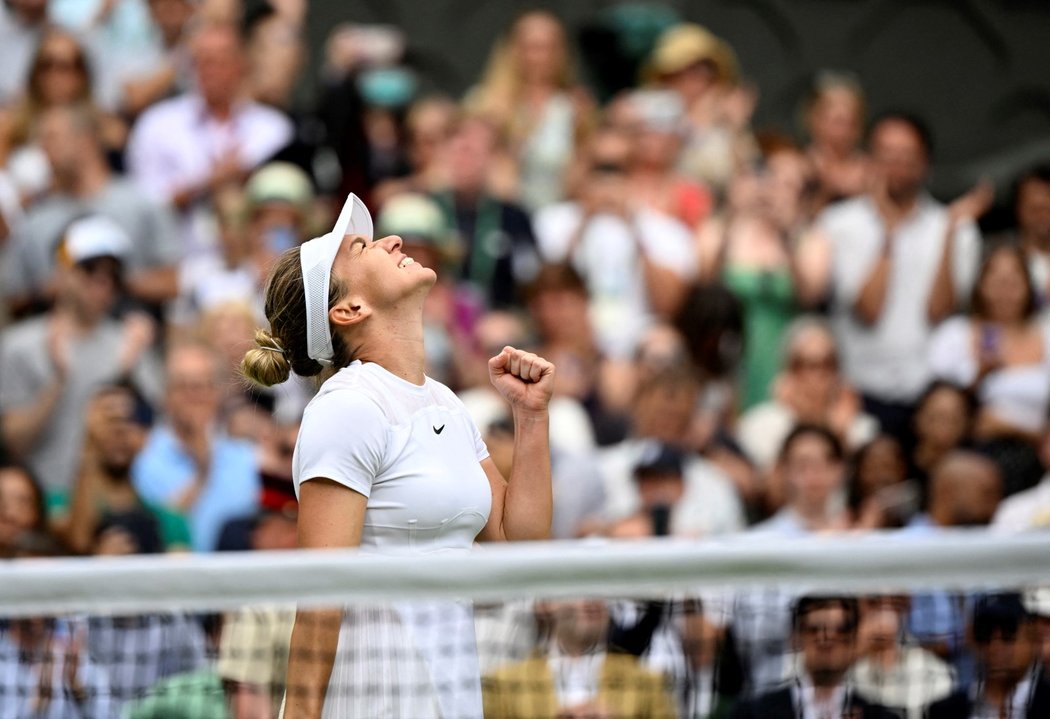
[488,347,556,415]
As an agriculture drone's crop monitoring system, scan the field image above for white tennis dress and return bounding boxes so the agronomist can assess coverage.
[292,361,492,719]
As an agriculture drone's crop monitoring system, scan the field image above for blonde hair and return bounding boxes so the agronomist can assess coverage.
[240,247,350,387]
[473,10,576,145]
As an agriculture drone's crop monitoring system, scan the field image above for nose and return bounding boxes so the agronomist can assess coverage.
[375,235,403,253]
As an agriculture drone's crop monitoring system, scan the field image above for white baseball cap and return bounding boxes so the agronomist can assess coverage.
[60,215,132,265]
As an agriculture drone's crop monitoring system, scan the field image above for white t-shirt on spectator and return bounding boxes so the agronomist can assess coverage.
[991,475,1050,532]
[822,194,979,403]
[928,316,1050,433]
[127,94,292,260]
[532,204,696,359]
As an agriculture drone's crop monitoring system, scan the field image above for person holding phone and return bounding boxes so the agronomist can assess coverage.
[927,244,1050,496]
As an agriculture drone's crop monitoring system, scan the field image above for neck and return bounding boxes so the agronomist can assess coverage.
[1021,230,1050,253]
[72,157,110,197]
[983,674,1022,706]
[795,501,835,529]
[555,636,600,658]
[206,97,235,121]
[350,305,428,386]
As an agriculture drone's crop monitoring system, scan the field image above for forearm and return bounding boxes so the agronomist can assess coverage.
[501,410,553,541]
[853,257,892,326]
[926,226,957,323]
[283,608,342,719]
[66,467,102,555]
[641,260,688,317]
[0,381,64,458]
[126,266,179,303]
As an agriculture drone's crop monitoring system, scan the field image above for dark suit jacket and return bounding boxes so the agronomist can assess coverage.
[924,679,1050,719]
[730,685,899,719]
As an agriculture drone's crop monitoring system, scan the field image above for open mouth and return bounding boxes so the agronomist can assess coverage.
[398,256,415,269]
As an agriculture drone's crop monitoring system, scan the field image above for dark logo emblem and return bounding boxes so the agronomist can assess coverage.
[433,425,445,434]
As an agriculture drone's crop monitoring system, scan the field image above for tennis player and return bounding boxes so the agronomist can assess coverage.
[241,193,554,719]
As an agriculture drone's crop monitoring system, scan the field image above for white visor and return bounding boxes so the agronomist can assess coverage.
[301,193,373,366]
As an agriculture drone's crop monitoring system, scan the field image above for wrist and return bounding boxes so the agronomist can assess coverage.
[510,406,550,424]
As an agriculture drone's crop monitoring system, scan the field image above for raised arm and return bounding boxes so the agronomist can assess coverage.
[479,347,556,542]
[283,480,366,719]
[927,181,994,324]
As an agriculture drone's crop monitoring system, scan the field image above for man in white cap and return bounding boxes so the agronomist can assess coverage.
[0,215,163,515]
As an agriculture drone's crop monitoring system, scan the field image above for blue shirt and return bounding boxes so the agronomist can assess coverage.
[132,427,260,552]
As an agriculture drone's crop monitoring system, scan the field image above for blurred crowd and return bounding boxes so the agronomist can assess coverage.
[0,0,1049,716]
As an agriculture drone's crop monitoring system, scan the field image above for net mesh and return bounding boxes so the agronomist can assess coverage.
[1,533,1048,719]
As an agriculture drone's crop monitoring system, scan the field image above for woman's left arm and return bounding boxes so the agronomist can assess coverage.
[479,347,556,542]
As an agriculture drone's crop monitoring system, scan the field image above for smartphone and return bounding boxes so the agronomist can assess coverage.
[650,505,672,537]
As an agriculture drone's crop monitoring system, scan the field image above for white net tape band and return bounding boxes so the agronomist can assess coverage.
[2,532,1048,617]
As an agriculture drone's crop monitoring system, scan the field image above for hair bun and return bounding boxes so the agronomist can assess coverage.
[241,329,292,387]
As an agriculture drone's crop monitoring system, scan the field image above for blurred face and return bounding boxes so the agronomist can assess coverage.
[766,149,813,228]
[0,468,41,541]
[855,437,907,500]
[783,434,843,514]
[857,597,906,656]
[447,119,495,193]
[808,87,863,153]
[633,381,699,442]
[1018,179,1050,244]
[636,471,684,510]
[661,60,718,105]
[330,234,437,313]
[976,624,1038,684]
[915,387,970,449]
[92,390,146,476]
[528,287,589,343]
[1034,616,1050,669]
[165,347,221,431]
[786,328,839,400]
[978,249,1031,323]
[682,610,723,671]
[869,119,928,202]
[34,34,88,105]
[249,203,303,256]
[933,460,1002,527]
[512,13,565,85]
[148,0,194,41]
[193,26,245,106]
[60,257,122,321]
[408,102,454,171]
[38,109,86,183]
[797,606,857,686]
[551,599,609,653]
[632,126,681,171]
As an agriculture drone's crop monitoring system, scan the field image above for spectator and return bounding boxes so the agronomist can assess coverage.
[0,216,161,514]
[432,112,540,310]
[598,365,744,538]
[695,143,829,408]
[992,427,1050,532]
[3,103,180,317]
[901,450,1002,686]
[642,23,755,193]
[757,424,849,535]
[731,595,895,719]
[533,126,695,359]
[373,94,458,205]
[1022,588,1050,678]
[0,27,127,167]
[608,442,688,539]
[736,317,878,472]
[620,89,713,229]
[929,244,1050,496]
[908,380,975,493]
[470,9,593,210]
[680,599,743,719]
[803,71,870,211]
[132,341,260,552]
[822,113,981,442]
[1003,163,1050,305]
[0,0,50,106]
[126,21,293,260]
[63,383,190,555]
[482,598,677,719]
[118,0,197,117]
[177,160,313,323]
[0,463,48,556]
[849,595,953,719]
[0,616,114,719]
[926,593,1050,719]
[848,435,919,530]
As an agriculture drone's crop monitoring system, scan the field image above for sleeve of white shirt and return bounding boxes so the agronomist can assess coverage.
[126,108,181,203]
[950,219,981,299]
[927,316,974,386]
[637,211,697,279]
[531,204,577,263]
[819,205,869,307]
[296,391,388,497]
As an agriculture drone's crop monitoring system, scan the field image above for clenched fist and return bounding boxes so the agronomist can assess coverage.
[488,346,556,415]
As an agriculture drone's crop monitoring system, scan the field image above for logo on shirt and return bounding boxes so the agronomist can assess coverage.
[433,424,445,434]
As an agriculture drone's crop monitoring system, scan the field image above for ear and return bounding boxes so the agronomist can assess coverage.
[329,295,371,328]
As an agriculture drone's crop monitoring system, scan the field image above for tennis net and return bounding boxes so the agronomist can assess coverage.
[0,532,1047,718]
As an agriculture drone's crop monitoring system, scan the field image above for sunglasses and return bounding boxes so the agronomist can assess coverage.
[38,55,83,73]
